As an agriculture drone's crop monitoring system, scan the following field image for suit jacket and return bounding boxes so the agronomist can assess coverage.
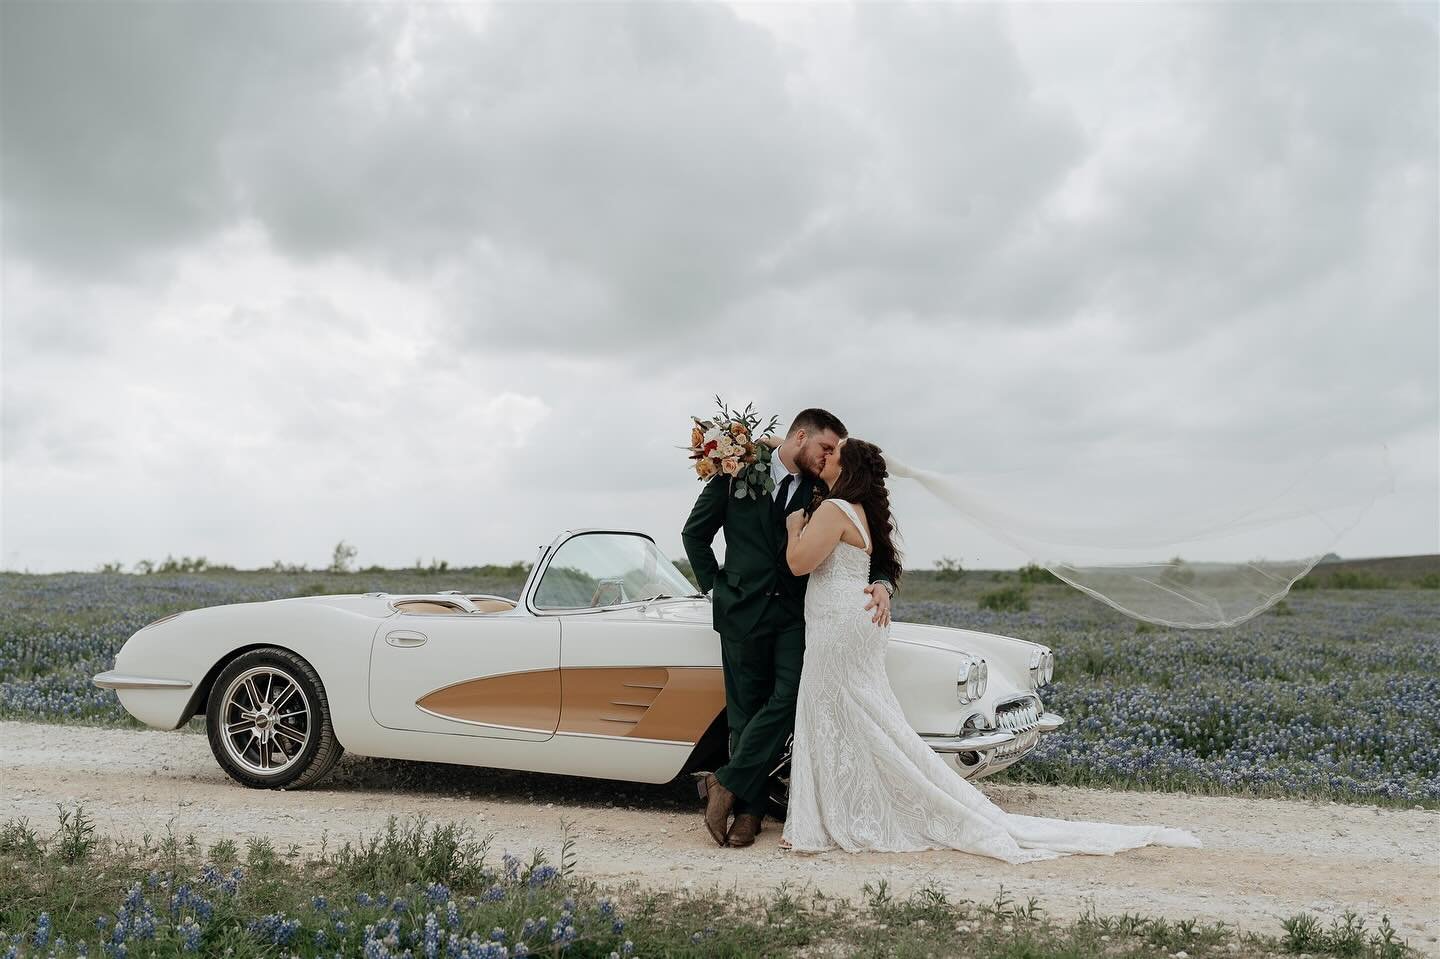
[682,471,816,640]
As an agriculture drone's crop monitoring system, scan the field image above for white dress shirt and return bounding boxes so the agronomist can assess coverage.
[770,450,801,508]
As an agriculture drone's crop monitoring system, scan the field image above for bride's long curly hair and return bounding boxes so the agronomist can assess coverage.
[823,438,903,588]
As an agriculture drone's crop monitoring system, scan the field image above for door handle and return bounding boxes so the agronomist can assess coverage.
[386,630,428,648]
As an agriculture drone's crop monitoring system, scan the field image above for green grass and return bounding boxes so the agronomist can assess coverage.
[0,809,1420,959]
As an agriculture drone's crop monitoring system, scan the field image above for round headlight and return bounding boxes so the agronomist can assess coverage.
[1043,651,1054,685]
[957,659,985,705]
[975,659,988,700]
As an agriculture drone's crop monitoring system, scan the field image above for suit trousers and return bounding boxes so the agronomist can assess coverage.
[714,597,805,812]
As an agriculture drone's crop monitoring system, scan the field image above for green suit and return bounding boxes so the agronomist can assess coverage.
[681,469,818,811]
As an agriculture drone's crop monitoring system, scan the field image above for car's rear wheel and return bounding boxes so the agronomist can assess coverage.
[205,648,342,789]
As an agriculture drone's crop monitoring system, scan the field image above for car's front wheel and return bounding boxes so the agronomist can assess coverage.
[205,648,343,789]
[765,744,792,822]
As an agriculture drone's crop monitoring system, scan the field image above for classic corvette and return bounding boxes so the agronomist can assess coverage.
[95,529,1062,816]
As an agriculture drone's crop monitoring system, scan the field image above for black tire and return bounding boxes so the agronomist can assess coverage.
[205,647,343,789]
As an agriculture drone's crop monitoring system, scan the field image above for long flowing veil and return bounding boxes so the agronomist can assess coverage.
[883,447,1394,629]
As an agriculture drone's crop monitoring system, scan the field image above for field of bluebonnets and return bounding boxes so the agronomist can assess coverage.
[1,555,1437,807]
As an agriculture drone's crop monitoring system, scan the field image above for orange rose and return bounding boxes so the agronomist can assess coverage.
[696,459,717,479]
[730,422,747,436]
[691,425,704,448]
[721,457,741,476]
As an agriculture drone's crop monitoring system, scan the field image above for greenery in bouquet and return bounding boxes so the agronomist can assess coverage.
[688,397,781,500]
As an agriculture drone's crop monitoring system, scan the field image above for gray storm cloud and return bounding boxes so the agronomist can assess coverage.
[1,1,1435,572]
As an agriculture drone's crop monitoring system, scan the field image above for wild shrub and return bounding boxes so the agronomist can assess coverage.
[329,540,358,573]
[1328,570,1393,590]
[979,585,1031,612]
[1017,563,1060,585]
[934,556,966,582]
[333,815,492,889]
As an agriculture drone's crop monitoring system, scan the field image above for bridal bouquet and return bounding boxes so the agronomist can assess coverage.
[688,397,780,500]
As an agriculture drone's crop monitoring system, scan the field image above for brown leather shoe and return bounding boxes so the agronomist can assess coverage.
[694,772,736,846]
[727,813,763,848]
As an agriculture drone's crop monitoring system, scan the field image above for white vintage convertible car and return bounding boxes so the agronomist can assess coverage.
[95,529,1061,816]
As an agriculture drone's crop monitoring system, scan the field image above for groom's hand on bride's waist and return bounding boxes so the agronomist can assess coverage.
[864,581,893,627]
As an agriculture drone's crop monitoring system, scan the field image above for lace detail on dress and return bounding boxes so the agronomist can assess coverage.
[781,500,1202,861]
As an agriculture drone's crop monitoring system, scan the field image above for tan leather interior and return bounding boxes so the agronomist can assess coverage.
[394,599,517,614]
[395,601,468,614]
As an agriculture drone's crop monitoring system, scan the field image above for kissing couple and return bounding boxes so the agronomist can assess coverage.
[682,407,1200,861]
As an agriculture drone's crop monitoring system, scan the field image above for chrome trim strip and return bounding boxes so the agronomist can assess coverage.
[412,706,555,735]
[521,529,663,617]
[553,730,695,747]
[922,730,1018,753]
[1036,712,1065,732]
[93,672,193,690]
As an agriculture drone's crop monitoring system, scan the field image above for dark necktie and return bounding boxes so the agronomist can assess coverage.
[774,473,793,520]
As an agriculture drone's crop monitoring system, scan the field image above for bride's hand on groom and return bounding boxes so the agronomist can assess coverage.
[785,509,809,536]
[863,583,892,628]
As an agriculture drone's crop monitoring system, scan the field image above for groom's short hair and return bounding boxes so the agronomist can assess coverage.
[788,408,847,439]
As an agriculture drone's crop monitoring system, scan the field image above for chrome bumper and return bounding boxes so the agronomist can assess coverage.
[922,711,1064,771]
[93,671,193,690]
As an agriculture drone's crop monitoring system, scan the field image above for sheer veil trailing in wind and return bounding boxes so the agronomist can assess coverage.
[883,448,1394,629]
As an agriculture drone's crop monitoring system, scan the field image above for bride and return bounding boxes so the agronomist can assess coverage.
[778,437,1201,861]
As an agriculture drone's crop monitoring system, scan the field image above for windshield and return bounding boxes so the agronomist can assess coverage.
[532,533,698,611]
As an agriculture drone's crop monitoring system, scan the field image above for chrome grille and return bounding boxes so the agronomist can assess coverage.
[993,698,1041,759]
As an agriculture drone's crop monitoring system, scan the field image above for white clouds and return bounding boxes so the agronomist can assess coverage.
[1,0,1434,571]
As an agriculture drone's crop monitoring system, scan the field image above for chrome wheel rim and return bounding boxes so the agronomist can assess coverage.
[767,737,793,814]
[219,666,311,776]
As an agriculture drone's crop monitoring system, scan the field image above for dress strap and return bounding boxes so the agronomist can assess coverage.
[829,499,871,552]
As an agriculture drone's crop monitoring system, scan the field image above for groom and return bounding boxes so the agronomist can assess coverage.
[682,408,894,848]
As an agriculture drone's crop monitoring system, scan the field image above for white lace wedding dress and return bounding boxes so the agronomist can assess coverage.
[781,499,1202,862]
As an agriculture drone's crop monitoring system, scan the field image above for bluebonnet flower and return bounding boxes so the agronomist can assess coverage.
[247,913,302,946]
[421,912,441,959]
[176,918,202,953]
[32,912,50,948]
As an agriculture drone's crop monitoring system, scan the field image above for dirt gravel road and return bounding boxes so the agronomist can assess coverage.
[3,721,1436,953]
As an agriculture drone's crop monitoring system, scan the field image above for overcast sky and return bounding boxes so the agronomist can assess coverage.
[3,0,1436,574]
